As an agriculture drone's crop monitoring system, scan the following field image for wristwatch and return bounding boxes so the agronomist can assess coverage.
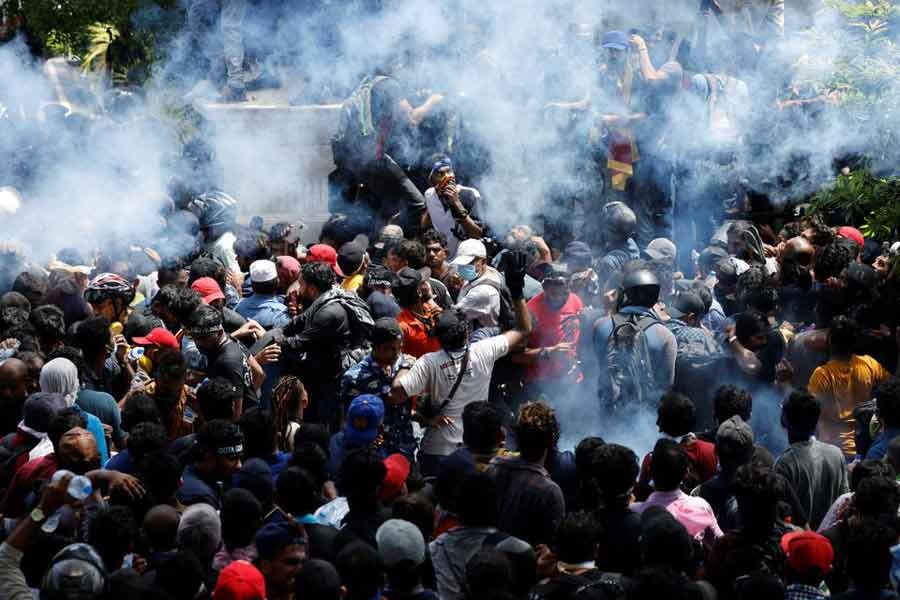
[29,506,46,524]
[453,207,469,220]
[539,348,551,360]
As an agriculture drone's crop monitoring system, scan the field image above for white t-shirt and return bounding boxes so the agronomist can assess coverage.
[398,335,510,456]
[424,185,481,258]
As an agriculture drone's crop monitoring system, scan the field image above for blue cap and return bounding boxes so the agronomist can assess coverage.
[601,31,629,50]
[345,395,385,447]
[255,522,307,560]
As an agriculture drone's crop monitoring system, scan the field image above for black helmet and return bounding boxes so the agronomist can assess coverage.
[42,543,106,600]
[188,191,238,230]
[601,202,637,242]
[622,269,660,308]
[84,273,135,306]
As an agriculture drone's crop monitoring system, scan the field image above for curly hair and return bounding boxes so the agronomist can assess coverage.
[514,401,560,461]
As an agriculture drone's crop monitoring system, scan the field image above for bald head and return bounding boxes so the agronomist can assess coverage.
[781,236,815,267]
[144,505,182,552]
[0,358,29,409]
[57,426,100,473]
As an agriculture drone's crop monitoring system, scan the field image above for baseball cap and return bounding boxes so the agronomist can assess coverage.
[255,522,307,561]
[276,256,301,284]
[379,454,411,504]
[667,292,705,319]
[338,241,366,276]
[249,260,278,283]
[781,531,834,575]
[392,267,422,296]
[213,560,266,600]
[376,519,426,567]
[132,327,180,350]
[541,264,570,285]
[372,317,403,345]
[365,265,396,289]
[23,392,67,433]
[191,277,225,304]
[345,395,385,447]
[308,244,344,277]
[837,226,865,248]
[200,421,244,457]
[643,238,677,262]
[450,239,488,266]
[601,30,629,50]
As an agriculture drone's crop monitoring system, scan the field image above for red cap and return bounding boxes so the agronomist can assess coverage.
[781,531,834,575]
[379,453,410,504]
[837,226,865,248]
[132,327,179,350]
[213,560,266,600]
[191,277,226,305]
[276,256,301,284]
[307,244,344,277]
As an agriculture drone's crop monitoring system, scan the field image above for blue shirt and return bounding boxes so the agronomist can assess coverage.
[593,306,678,388]
[866,427,900,461]
[72,404,110,465]
[104,449,133,474]
[340,354,416,461]
[235,294,291,329]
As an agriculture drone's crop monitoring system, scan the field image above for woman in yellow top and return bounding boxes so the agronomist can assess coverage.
[808,316,890,459]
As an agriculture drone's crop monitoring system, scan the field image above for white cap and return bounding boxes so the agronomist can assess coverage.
[249,260,278,283]
[450,239,487,266]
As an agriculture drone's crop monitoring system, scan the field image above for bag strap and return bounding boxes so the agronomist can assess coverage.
[435,349,470,415]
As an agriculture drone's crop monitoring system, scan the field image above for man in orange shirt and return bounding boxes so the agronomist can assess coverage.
[392,267,441,358]
[808,316,890,458]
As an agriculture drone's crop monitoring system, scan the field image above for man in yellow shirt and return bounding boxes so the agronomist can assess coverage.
[808,316,890,458]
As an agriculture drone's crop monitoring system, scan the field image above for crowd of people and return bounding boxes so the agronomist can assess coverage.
[3,1,900,600]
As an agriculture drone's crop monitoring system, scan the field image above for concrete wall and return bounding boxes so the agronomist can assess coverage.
[198,95,341,241]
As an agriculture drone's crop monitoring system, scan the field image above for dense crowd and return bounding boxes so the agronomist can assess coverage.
[3,1,900,600]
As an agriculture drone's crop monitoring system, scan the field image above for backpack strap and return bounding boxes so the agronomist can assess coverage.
[432,349,470,417]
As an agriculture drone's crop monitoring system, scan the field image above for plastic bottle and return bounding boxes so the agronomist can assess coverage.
[41,470,93,533]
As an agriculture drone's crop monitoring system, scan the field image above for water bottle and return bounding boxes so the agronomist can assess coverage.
[41,470,93,533]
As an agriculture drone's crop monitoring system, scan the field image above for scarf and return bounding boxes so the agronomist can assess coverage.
[40,357,80,405]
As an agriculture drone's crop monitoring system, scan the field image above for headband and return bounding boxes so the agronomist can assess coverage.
[429,157,453,181]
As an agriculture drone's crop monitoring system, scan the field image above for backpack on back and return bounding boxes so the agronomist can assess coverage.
[331,75,391,169]
[599,313,661,411]
[470,278,517,331]
[330,290,376,370]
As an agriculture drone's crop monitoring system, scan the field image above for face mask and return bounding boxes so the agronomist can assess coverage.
[458,264,478,281]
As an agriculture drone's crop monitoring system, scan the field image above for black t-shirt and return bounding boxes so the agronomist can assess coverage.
[206,337,258,412]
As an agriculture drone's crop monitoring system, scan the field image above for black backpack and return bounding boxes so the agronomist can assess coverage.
[470,278,517,331]
[321,290,376,370]
[331,75,392,169]
[598,312,662,411]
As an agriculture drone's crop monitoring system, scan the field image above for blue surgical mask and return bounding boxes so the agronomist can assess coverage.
[458,264,478,281]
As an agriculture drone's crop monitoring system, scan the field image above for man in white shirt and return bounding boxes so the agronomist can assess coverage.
[424,155,484,258]
[390,251,532,476]
[451,239,505,330]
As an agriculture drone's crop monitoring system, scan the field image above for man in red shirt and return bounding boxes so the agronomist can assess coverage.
[513,267,583,394]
